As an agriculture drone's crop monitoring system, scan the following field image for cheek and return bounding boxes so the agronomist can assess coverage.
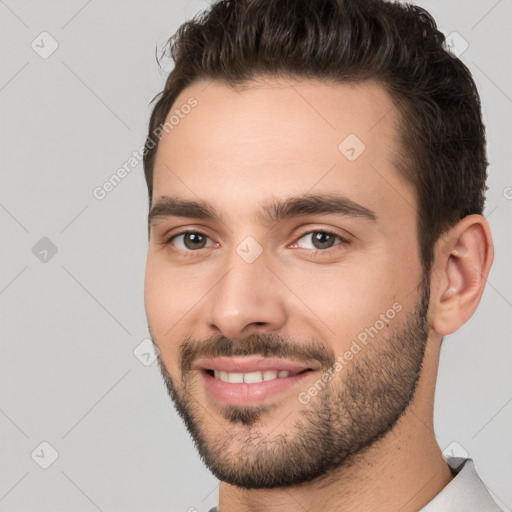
[283,259,413,351]
[144,254,168,331]
[144,254,189,362]
[144,252,195,328]
[296,276,380,348]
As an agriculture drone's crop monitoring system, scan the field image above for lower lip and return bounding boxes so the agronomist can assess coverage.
[200,370,314,406]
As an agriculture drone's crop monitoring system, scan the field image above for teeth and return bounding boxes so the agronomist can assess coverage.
[244,371,263,383]
[212,370,294,383]
[228,372,244,383]
[263,370,278,381]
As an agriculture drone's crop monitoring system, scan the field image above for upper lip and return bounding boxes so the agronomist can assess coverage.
[193,357,316,373]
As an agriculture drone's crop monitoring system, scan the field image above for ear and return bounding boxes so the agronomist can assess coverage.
[429,215,494,336]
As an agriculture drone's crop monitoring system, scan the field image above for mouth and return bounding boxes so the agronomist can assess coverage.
[205,368,306,383]
[194,357,317,406]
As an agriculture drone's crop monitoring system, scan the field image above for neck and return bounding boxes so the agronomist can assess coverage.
[217,341,453,512]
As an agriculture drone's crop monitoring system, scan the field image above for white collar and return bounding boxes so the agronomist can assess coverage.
[420,458,502,511]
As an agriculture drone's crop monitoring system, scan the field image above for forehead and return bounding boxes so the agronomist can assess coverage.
[152,78,414,222]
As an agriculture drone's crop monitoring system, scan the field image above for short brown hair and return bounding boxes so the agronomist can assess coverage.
[143,0,488,275]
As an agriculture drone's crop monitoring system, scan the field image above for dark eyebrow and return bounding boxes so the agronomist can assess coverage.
[148,196,221,227]
[148,193,377,227]
[258,193,377,225]
[149,196,221,226]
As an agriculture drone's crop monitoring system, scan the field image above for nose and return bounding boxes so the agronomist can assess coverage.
[205,252,288,339]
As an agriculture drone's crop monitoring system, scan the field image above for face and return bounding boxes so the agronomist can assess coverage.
[144,78,429,488]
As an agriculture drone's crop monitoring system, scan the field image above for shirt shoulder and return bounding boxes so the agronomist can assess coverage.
[420,458,503,512]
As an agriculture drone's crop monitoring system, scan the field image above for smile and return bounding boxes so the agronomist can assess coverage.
[194,357,317,406]
[209,369,303,383]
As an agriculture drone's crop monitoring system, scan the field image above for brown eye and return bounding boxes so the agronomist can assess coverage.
[182,232,207,249]
[166,231,215,251]
[311,231,337,249]
[295,230,345,250]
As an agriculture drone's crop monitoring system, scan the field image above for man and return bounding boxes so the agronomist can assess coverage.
[142,0,500,510]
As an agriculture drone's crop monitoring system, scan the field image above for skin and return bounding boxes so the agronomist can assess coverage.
[144,77,494,512]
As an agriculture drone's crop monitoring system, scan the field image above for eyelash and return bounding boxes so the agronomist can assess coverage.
[161,228,350,257]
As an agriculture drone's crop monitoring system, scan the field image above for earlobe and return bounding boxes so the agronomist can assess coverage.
[430,215,494,336]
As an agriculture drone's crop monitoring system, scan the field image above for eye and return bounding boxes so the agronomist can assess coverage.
[293,230,348,250]
[162,229,348,255]
[165,231,216,251]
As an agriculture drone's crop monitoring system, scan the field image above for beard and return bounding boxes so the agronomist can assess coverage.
[151,279,430,489]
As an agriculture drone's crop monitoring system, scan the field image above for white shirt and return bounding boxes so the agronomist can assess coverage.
[208,458,502,511]
[420,457,502,511]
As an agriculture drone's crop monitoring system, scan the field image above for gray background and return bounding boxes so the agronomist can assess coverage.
[1,0,511,511]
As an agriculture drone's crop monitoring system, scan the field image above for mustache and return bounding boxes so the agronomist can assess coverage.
[180,333,335,373]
